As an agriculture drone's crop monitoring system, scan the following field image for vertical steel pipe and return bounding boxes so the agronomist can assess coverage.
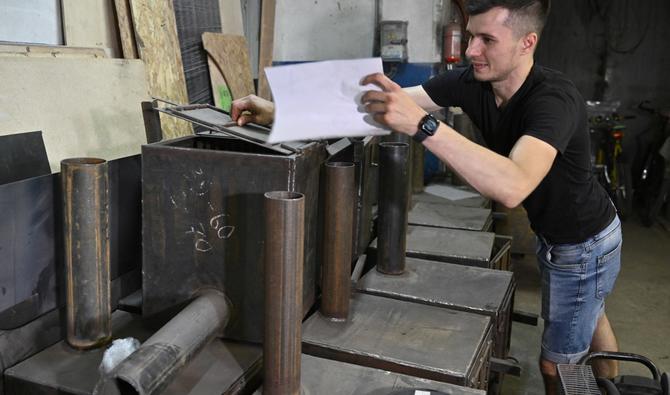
[264,191,304,395]
[377,143,409,275]
[321,162,355,321]
[61,158,111,350]
[412,140,425,193]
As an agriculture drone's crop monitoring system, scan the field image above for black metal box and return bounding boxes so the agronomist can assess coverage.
[141,135,326,343]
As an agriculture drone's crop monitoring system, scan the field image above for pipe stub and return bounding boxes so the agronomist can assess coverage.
[61,157,107,166]
[264,191,304,201]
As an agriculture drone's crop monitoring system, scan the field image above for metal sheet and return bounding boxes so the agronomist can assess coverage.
[0,131,50,185]
[4,311,262,395]
[254,355,486,394]
[357,257,513,317]
[0,173,57,328]
[408,201,492,232]
[141,136,326,343]
[369,225,495,268]
[302,293,492,387]
[413,190,490,209]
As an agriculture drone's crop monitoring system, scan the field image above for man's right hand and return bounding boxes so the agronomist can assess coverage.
[230,95,275,126]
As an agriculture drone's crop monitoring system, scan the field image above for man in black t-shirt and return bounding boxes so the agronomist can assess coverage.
[358,0,621,394]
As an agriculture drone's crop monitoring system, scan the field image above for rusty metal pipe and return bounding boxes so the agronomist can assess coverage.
[99,290,230,395]
[61,157,111,350]
[377,142,409,275]
[263,191,304,395]
[321,162,355,321]
[412,140,425,194]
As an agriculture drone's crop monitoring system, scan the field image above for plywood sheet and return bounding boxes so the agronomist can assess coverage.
[129,0,193,139]
[0,57,149,172]
[257,0,276,100]
[207,56,233,110]
[202,33,255,105]
[114,0,138,59]
[61,0,121,58]
[0,43,106,58]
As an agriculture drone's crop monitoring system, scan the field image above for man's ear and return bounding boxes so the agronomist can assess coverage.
[521,32,538,54]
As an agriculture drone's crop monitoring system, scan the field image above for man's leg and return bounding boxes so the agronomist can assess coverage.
[589,313,619,378]
[539,358,559,395]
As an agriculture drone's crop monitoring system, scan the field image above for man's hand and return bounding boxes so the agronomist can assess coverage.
[230,94,275,126]
[360,73,427,136]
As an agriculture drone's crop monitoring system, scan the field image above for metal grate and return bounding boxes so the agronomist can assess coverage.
[557,364,601,395]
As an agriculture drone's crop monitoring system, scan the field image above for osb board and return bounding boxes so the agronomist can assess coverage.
[0,57,149,172]
[0,44,107,58]
[61,0,121,58]
[257,0,276,100]
[129,0,193,139]
[114,0,138,59]
[219,0,244,35]
[202,33,254,101]
[207,56,233,110]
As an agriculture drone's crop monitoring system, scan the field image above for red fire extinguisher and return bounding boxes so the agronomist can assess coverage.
[444,19,462,64]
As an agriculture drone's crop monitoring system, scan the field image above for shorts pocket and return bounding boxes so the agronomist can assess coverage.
[596,240,621,299]
[544,244,586,273]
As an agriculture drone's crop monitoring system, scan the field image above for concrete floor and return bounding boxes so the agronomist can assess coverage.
[501,217,670,394]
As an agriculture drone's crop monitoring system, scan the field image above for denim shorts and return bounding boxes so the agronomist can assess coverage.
[536,215,622,364]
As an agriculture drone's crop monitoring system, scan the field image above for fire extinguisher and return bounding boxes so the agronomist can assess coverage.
[443,19,462,64]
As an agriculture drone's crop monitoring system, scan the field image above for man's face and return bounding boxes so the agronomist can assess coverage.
[465,7,526,82]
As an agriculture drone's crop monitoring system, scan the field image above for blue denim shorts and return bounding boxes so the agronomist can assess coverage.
[536,215,622,364]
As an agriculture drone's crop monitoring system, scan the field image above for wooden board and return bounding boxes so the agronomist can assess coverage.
[202,33,255,106]
[61,0,121,58]
[129,0,193,139]
[207,56,233,110]
[257,0,276,100]
[219,0,244,35]
[0,57,149,172]
[0,44,106,58]
[114,0,138,59]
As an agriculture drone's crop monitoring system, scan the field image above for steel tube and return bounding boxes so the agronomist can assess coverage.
[61,157,111,350]
[263,191,304,395]
[321,162,355,320]
[101,290,230,395]
[377,142,410,275]
[412,140,425,193]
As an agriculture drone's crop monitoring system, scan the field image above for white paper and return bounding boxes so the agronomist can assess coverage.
[424,184,481,201]
[264,58,390,143]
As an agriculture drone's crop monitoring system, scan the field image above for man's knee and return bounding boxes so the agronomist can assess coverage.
[540,358,558,378]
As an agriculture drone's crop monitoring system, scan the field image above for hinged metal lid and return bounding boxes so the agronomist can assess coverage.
[153,99,301,155]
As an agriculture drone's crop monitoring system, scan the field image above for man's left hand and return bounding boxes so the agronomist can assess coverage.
[360,72,427,136]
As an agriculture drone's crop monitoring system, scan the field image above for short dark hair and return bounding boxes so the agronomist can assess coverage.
[466,0,550,37]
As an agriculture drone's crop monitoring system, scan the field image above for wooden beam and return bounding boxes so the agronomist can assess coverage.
[114,0,138,59]
[257,0,276,101]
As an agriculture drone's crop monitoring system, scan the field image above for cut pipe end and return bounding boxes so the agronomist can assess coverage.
[61,157,107,166]
[264,191,304,201]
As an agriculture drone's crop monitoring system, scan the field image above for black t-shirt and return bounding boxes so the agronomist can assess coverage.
[422,64,615,244]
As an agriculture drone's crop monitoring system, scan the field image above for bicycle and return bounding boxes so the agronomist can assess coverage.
[588,102,634,221]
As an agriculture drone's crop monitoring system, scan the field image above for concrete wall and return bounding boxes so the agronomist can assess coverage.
[274,0,376,62]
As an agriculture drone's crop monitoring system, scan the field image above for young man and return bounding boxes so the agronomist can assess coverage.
[232,1,622,392]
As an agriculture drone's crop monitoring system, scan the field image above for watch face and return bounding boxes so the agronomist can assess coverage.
[421,116,438,134]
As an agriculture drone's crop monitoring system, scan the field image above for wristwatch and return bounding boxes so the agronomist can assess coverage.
[413,113,440,143]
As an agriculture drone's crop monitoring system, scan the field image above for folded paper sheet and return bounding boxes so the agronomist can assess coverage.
[264,57,390,143]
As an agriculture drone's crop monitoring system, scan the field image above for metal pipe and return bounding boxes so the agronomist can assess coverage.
[99,290,230,395]
[263,191,304,395]
[61,157,111,350]
[377,143,409,275]
[321,162,355,321]
[412,140,425,194]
